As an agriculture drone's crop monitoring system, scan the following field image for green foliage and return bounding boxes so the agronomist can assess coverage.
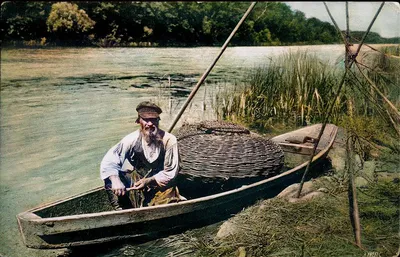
[350,31,398,44]
[88,2,146,45]
[1,2,51,41]
[46,2,95,40]
[214,51,342,129]
[253,28,273,45]
[2,2,342,46]
[4,2,399,46]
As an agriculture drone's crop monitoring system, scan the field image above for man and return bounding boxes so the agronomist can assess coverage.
[100,101,183,210]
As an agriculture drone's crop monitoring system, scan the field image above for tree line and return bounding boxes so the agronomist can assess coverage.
[1,2,397,47]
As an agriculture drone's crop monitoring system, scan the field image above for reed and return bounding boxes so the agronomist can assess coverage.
[214,51,342,131]
[349,45,400,117]
[214,47,399,140]
[341,45,400,158]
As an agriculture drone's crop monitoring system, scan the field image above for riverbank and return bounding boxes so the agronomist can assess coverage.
[0,41,322,48]
[186,127,399,256]
[3,40,398,49]
[114,126,399,257]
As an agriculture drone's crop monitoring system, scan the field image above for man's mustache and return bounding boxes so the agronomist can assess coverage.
[141,127,161,145]
[142,126,157,136]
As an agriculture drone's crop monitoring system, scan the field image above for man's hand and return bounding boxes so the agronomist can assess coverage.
[109,175,126,196]
[132,177,155,190]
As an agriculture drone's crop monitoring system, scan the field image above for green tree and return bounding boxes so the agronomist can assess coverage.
[1,2,51,41]
[1,1,346,46]
[46,2,95,42]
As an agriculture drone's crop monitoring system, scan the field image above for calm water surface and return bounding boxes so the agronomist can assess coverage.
[0,45,345,257]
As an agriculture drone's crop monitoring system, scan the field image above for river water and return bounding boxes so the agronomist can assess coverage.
[0,45,345,257]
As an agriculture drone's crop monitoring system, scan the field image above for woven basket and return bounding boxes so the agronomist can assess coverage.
[176,120,284,182]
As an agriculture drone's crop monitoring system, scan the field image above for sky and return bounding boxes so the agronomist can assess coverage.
[283,1,400,38]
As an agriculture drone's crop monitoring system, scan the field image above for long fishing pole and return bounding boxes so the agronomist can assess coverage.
[167,2,257,133]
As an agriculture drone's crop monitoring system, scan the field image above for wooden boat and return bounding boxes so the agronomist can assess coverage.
[17,123,338,249]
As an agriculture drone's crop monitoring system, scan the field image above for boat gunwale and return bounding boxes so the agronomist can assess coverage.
[17,124,338,224]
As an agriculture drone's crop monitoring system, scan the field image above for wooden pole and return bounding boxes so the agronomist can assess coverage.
[343,3,362,248]
[345,2,350,68]
[344,2,353,118]
[354,2,385,55]
[167,2,257,133]
[346,135,362,248]
[346,2,350,35]
[355,62,400,124]
[296,2,385,198]
[323,2,346,43]
[323,2,350,64]
[297,2,385,249]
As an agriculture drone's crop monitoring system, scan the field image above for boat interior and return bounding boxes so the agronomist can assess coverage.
[33,151,325,219]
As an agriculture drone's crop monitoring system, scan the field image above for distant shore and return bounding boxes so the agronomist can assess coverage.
[2,40,398,49]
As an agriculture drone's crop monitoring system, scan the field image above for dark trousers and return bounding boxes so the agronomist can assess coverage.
[104,171,183,210]
[104,172,133,210]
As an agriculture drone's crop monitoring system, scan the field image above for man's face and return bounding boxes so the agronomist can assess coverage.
[139,117,159,139]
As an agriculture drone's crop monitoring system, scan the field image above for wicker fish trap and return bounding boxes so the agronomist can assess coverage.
[176,120,284,181]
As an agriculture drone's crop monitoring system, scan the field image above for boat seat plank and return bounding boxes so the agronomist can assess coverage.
[277,142,318,155]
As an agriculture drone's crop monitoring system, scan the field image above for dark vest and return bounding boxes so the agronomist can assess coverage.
[127,133,165,177]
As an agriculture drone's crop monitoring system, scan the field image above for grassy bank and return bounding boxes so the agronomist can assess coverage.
[196,44,400,256]
[188,176,399,256]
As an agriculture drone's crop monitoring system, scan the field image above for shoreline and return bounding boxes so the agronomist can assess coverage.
[2,41,398,49]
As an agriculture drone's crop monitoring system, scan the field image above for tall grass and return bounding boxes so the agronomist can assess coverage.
[214,51,343,131]
[341,45,400,155]
[214,47,399,141]
[363,46,399,117]
[346,45,400,117]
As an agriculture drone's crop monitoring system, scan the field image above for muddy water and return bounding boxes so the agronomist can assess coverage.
[0,45,345,257]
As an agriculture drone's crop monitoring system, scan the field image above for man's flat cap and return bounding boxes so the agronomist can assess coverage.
[136,101,162,119]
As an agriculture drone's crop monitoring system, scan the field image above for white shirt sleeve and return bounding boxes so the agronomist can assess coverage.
[153,132,180,188]
[100,131,139,180]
